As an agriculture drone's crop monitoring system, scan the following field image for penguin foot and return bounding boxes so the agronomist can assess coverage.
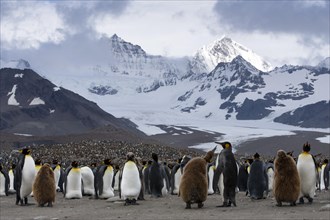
[232,201,237,207]
[185,203,191,209]
[276,202,282,207]
[198,203,204,208]
[216,202,230,207]
[48,202,53,207]
[131,199,139,205]
[124,199,131,206]
[307,197,313,204]
[290,202,296,206]
[298,197,304,204]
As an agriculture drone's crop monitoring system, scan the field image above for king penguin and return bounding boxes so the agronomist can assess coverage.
[15,148,36,205]
[266,161,274,192]
[324,162,330,190]
[80,165,95,196]
[320,159,328,190]
[179,147,216,209]
[237,160,249,192]
[213,142,237,207]
[94,159,114,199]
[51,160,64,192]
[8,163,16,194]
[170,156,191,195]
[119,152,141,205]
[148,153,169,197]
[207,162,216,195]
[0,164,9,196]
[64,161,82,199]
[247,153,268,200]
[297,142,318,204]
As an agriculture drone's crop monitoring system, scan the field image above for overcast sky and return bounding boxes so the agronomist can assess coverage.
[1,0,329,69]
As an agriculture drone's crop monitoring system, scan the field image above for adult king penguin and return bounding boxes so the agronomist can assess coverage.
[148,153,169,197]
[297,142,318,204]
[8,164,16,194]
[94,159,114,199]
[213,142,238,207]
[51,160,64,192]
[64,161,82,199]
[80,165,95,196]
[15,148,36,205]
[0,164,9,196]
[120,152,141,205]
[247,153,268,200]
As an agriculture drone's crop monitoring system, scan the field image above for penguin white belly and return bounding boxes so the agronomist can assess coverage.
[161,179,168,196]
[65,168,82,199]
[297,155,317,198]
[31,165,41,196]
[121,161,141,200]
[9,170,15,193]
[21,156,36,198]
[208,166,215,195]
[320,165,326,190]
[99,167,114,199]
[81,167,95,196]
[54,166,61,190]
[267,168,274,191]
[218,173,224,197]
[173,170,181,194]
[0,173,6,196]
[114,171,120,191]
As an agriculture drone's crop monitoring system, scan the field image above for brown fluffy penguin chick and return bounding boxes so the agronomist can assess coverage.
[179,147,215,209]
[273,150,300,207]
[33,163,56,207]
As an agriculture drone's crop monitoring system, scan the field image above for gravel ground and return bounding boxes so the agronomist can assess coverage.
[0,190,329,220]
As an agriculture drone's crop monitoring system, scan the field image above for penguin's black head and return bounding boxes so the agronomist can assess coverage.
[217,141,232,149]
[147,160,152,165]
[324,159,329,164]
[253,152,260,159]
[0,164,2,171]
[90,162,97,168]
[20,148,31,155]
[71,161,79,168]
[152,153,158,162]
[52,159,58,165]
[35,159,42,166]
[11,163,16,169]
[126,152,135,161]
[287,151,294,157]
[104,159,111,166]
[303,142,311,152]
[142,161,147,166]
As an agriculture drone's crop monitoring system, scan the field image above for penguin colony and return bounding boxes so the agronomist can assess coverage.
[0,141,328,210]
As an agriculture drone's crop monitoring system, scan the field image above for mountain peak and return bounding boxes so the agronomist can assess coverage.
[192,37,272,73]
[0,59,31,70]
[317,57,330,69]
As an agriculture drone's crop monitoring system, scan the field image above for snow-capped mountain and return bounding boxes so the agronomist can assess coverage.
[0,67,143,136]
[1,34,329,141]
[0,59,31,70]
[317,57,330,69]
[175,56,329,127]
[188,36,272,78]
[89,34,188,94]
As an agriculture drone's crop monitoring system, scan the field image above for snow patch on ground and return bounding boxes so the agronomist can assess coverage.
[29,97,45,105]
[316,135,330,144]
[7,85,20,106]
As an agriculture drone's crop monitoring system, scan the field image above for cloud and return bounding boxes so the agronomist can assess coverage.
[213,0,330,41]
[0,0,132,50]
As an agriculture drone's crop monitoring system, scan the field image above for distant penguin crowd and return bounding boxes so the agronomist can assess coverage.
[0,141,329,209]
